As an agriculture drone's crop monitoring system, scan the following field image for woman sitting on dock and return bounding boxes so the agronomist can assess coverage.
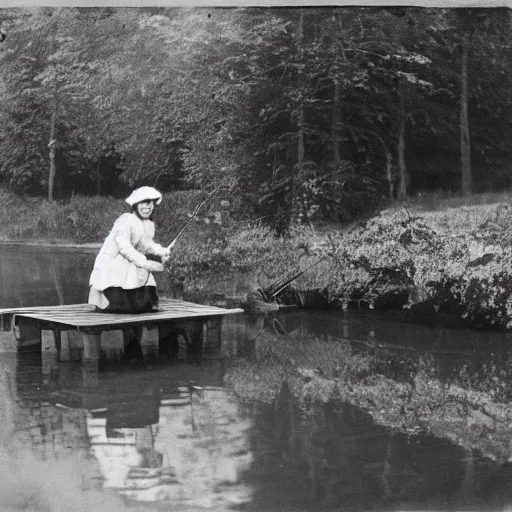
[88,186,173,313]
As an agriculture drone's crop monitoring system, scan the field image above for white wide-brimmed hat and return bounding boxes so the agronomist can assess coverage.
[125,186,162,206]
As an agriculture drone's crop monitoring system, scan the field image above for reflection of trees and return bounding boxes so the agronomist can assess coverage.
[225,316,512,506]
[5,332,512,510]
[0,353,134,511]
[0,247,95,308]
[50,259,65,305]
[242,382,512,510]
[7,350,256,508]
[11,353,90,456]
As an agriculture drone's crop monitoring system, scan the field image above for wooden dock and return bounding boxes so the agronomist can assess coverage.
[0,299,243,362]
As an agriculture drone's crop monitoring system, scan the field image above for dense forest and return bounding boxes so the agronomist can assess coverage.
[0,7,511,231]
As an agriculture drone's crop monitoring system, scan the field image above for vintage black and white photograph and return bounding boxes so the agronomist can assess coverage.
[0,2,512,511]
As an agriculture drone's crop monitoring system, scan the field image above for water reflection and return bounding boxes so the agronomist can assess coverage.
[4,245,512,510]
[0,245,95,308]
[252,384,512,511]
[88,385,253,506]
[5,352,254,509]
[4,349,512,511]
[0,245,173,309]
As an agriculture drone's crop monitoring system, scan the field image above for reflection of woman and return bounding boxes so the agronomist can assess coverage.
[88,186,173,313]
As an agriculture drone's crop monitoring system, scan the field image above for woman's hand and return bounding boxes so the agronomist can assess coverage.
[145,260,164,272]
[162,242,175,264]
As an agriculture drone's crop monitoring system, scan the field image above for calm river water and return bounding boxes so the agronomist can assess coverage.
[1,244,512,511]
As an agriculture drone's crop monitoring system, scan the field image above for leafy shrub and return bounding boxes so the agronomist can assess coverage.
[317,202,512,329]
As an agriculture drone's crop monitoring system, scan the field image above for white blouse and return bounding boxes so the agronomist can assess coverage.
[88,213,167,308]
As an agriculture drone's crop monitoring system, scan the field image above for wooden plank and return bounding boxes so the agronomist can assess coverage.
[0,299,238,315]
[140,325,159,362]
[5,298,242,329]
[0,304,92,315]
[82,333,101,360]
[1,301,234,315]
[16,312,234,328]
[19,308,235,321]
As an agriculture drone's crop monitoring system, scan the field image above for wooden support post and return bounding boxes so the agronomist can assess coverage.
[203,317,222,354]
[41,329,58,353]
[41,329,58,382]
[1,314,13,332]
[176,320,202,361]
[140,325,159,362]
[202,321,208,355]
[82,332,102,361]
[187,319,204,356]
[68,330,84,362]
[58,330,71,362]
[14,317,42,352]
[41,351,59,383]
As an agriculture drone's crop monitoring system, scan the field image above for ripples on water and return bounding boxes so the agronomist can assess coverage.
[2,245,512,511]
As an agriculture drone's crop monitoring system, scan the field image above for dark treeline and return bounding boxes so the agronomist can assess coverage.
[0,7,511,231]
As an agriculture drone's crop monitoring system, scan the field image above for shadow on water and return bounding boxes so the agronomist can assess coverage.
[3,246,512,510]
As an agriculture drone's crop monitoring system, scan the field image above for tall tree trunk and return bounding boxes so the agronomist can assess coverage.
[331,78,341,169]
[460,34,472,196]
[398,114,408,199]
[96,159,101,196]
[348,127,394,199]
[397,82,409,199]
[331,13,345,169]
[292,9,305,224]
[48,104,57,201]
[376,133,394,200]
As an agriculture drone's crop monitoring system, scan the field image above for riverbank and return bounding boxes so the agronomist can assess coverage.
[4,188,512,330]
[305,198,512,331]
[176,192,512,332]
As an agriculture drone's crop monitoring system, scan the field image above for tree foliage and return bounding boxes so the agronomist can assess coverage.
[0,7,510,227]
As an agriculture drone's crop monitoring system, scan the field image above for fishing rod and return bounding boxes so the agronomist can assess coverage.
[268,253,331,298]
[266,269,302,298]
[166,185,220,250]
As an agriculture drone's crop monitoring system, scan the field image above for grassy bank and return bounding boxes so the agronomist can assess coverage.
[4,188,512,329]
[0,188,211,244]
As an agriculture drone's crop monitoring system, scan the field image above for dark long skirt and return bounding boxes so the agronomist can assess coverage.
[100,286,159,313]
